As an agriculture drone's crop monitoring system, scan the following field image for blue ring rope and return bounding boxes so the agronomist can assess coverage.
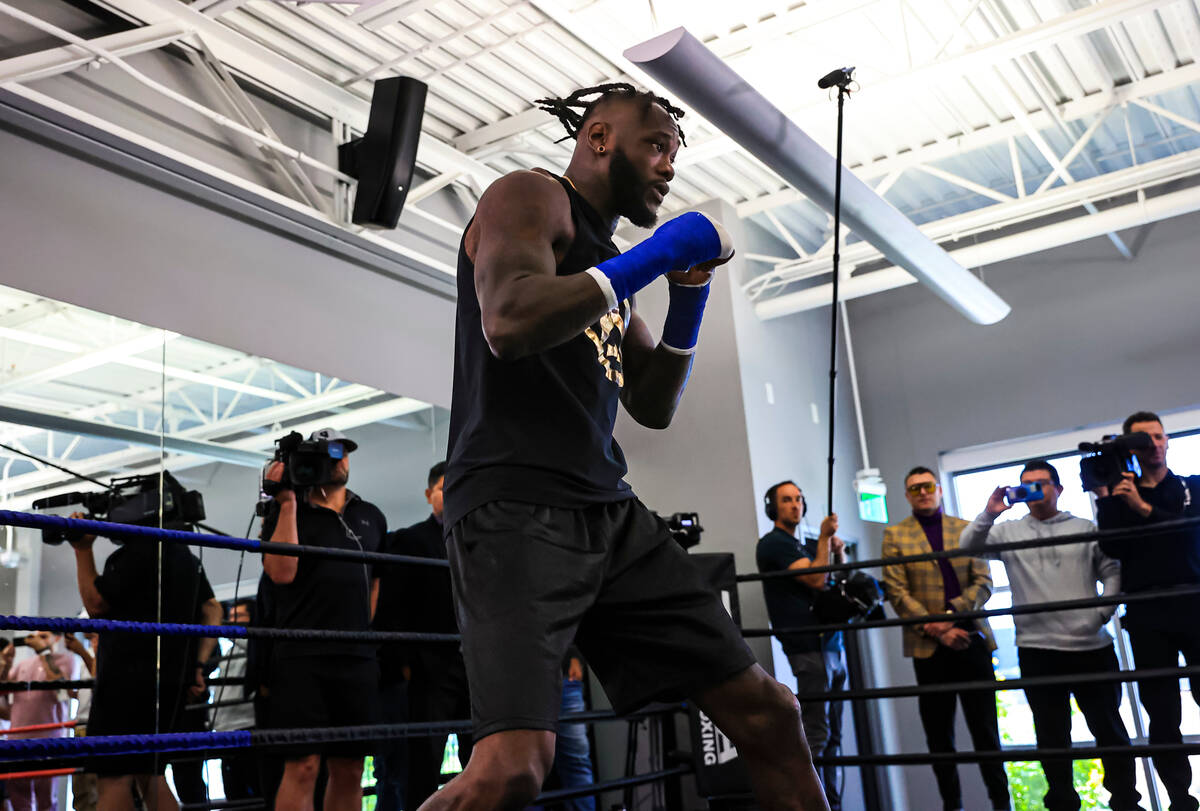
[0,616,459,644]
[0,511,448,568]
[0,706,686,761]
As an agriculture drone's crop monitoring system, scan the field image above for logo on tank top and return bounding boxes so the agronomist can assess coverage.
[584,303,626,387]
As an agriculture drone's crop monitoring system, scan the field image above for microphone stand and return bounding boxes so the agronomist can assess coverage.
[823,67,854,518]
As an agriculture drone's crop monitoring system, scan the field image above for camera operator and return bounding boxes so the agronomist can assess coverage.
[68,513,223,811]
[260,428,385,811]
[961,460,1140,811]
[1092,410,1200,811]
[755,481,846,811]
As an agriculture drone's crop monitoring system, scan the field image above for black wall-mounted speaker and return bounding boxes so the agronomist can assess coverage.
[338,75,428,229]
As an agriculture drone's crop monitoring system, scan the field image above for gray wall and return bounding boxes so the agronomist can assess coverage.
[846,212,1200,810]
[726,213,889,811]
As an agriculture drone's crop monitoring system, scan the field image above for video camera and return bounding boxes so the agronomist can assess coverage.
[31,471,206,545]
[1079,431,1152,491]
[261,431,344,498]
[814,570,885,624]
[664,512,703,549]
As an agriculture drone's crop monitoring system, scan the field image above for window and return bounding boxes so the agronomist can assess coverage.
[946,428,1200,810]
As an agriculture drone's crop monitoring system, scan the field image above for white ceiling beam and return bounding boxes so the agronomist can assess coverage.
[756,182,1200,319]
[755,145,1200,293]
[0,333,176,393]
[89,0,501,190]
[0,327,290,402]
[344,4,530,85]
[735,61,1200,218]
[453,107,551,153]
[673,0,1178,173]
[911,163,1014,203]
[630,27,1010,325]
[4,395,426,500]
[0,20,187,83]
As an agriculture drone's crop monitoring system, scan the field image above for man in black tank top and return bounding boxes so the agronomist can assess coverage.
[429,84,828,811]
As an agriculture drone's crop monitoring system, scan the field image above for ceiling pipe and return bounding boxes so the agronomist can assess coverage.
[755,183,1200,319]
[625,27,1011,325]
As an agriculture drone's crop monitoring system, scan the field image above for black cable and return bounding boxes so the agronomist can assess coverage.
[814,740,1200,768]
[794,664,1200,704]
[738,514,1200,582]
[743,582,1200,638]
[0,441,110,489]
[534,765,693,804]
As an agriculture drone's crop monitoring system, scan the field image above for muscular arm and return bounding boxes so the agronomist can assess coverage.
[619,309,693,429]
[195,597,223,668]
[262,500,299,585]
[73,546,109,617]
[470,171,609,361]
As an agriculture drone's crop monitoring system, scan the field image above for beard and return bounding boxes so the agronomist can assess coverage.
[608,147,658,228]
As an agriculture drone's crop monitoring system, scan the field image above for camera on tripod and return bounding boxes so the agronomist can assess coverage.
[658,512,703,549]
[31,471,206,545]
[1079,431,1152,491]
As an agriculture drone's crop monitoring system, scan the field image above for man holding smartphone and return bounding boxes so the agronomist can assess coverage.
[960,460,1140,811]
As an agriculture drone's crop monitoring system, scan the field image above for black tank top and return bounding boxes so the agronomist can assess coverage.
[443,173,635,528]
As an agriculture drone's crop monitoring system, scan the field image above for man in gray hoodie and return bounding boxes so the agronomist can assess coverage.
[960,460,1142,811]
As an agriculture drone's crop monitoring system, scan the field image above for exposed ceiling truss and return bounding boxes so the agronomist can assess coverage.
[3,0,1200,322]
[0,286,433,506]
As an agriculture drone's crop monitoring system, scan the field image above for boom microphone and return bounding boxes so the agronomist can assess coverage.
[817,66,855,90]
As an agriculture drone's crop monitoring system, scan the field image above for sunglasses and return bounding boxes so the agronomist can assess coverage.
[906,482,937,495]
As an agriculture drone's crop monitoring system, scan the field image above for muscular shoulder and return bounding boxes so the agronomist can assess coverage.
[466,170,573,257]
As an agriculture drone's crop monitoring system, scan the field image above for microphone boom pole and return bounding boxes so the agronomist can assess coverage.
[823,66,854,518]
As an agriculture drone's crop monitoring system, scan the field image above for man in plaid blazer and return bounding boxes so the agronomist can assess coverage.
[882,466,1010,811]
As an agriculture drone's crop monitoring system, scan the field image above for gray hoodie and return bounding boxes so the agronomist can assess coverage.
[959,510,1119,651]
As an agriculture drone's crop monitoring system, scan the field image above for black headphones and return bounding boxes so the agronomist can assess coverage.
[764,480,806,521]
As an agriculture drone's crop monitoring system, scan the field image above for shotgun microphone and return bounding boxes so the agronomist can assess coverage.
[817,66,855,89]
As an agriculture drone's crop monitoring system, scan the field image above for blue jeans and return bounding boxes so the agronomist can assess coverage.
[375,680,409,811]
[551,679,595,811]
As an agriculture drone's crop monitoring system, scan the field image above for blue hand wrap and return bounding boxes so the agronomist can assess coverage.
[660,282,711,354]
[587,212,731,308]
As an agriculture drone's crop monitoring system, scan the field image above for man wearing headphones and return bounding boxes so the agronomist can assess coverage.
[756,482,846,811]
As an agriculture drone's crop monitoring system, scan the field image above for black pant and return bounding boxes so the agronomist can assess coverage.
[1018,645,1140,811]
[406,651,474,808]
[220,748,262,802]
[912,636,1009,811]
[171,703,210,803]
[1128,623,1200,811]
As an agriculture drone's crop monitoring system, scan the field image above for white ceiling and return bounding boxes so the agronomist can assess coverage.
[3,0,1200,493]
[0,284,430,504]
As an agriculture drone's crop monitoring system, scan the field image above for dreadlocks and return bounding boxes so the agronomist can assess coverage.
[534,82,687,146]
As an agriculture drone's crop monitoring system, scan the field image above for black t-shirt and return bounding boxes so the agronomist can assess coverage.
[443,173,635,528]
[261,491,386,659]
[756,528,842,656]
[374,514,457,683]
[93,541,215,691]
[1097,470,1200,628]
